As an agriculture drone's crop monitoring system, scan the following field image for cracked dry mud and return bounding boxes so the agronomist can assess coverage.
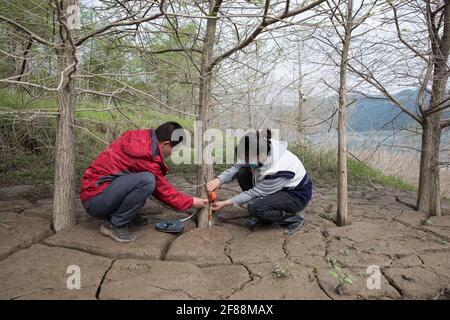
[0,175,450,300]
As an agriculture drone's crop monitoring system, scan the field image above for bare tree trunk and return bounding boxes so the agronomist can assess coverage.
[296,43,304,142]
[53,0,77,231]
[196,0,222,228]
[427,112,442,218]
[337,0,353,227]
[417,1,450,217]
[418,116,442,216]
[418,120,431,213]
[297,91,304,142]
[418,67,446,217]
[53,63,76,231]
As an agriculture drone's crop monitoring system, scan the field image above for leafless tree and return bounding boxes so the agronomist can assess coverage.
[315,0,379,225]
[348,0,450,216]
[0,0,169,230]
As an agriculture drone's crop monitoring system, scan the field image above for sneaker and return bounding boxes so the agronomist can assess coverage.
[130,215,151,227]
[246,217,259,232]
[99,221,137,242]
[283,218,304,235]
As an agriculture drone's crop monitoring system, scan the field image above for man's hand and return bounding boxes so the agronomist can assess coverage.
[192,197,208,208]
[212,199,233,212]
[206,178,220,193]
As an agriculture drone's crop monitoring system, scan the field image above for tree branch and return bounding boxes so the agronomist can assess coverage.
[208,0,327,72]
[75,0,166,46]
[390,2,429,63]
[17,37,33,82]
[0,14,54,47]
[348,61,423,124]
[440,118,450,128]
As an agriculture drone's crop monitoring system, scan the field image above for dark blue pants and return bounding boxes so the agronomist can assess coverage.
[83,172,156,227]
[236,167,305,223]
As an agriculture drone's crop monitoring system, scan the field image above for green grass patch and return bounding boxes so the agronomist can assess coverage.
[347,156,417,192]
[0,153,54,184]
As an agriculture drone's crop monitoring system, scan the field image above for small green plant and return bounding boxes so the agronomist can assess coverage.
[272,262,291,279]
[423,219,432,226]
[329,266,354,295]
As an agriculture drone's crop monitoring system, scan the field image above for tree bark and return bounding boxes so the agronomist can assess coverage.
[196,0,222,228]
[296,42,304,142]
[337,0,353,227]
[297,91,304,142]
[417,1,450,217]
[53,0,77,231]
[417,116,442,216]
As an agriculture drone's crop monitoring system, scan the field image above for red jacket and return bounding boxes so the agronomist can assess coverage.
[80,129,193,211]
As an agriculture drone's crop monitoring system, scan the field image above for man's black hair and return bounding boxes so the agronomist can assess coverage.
[155,121,184,147]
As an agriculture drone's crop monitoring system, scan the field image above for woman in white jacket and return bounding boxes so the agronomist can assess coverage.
[207,129,312,235]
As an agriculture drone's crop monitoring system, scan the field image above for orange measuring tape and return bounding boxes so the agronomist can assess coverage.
[208,191,217,202]
[204,178,218,227]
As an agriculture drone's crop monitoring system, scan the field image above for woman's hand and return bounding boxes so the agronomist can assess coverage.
[192,197,208,208]
[212,199,233,212]
[206,178,221,193]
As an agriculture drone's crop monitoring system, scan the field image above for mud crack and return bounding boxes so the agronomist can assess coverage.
[96,259,116,300]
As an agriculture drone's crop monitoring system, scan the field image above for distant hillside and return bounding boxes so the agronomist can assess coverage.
[347,89,420,132]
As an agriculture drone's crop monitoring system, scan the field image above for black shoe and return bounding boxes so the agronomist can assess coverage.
[268,211,295,229]
[246,217,259,232]
[283,217,304,235]
[130,215,151,227]
[99,221,137,242]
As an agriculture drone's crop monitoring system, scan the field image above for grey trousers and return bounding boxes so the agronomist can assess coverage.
[83,172,156,227]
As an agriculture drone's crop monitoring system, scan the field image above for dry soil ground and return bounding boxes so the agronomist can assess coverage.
[1,174,450,300]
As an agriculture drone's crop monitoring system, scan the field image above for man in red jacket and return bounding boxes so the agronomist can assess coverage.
[80,122,208,242]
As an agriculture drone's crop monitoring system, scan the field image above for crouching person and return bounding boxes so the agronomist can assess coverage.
[80,122,208,242]
[207,129,312,235]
